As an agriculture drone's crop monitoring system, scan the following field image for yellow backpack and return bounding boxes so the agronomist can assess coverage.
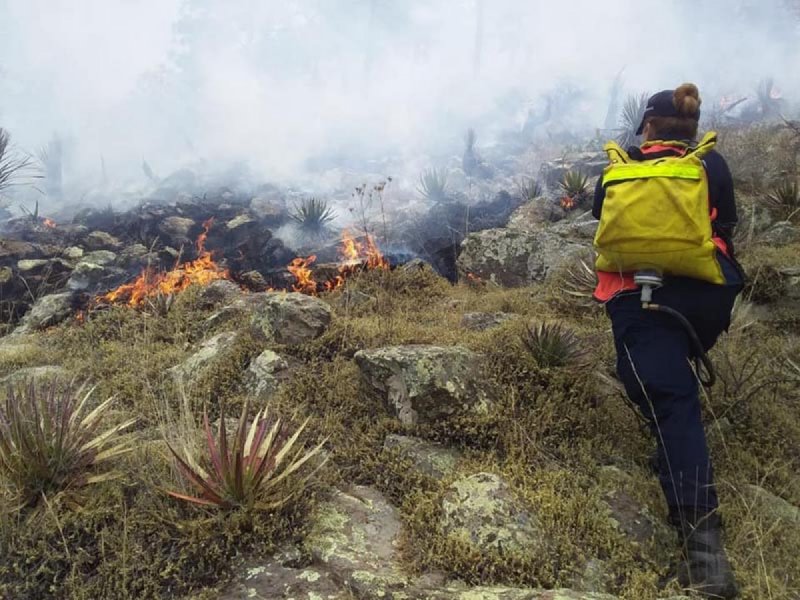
[593,131,725,284]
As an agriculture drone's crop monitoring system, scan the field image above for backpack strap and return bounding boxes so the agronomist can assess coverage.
[688,130,717,159]
[603,140,630,164]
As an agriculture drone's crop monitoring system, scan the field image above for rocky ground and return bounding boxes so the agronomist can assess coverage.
[0,122,798,599]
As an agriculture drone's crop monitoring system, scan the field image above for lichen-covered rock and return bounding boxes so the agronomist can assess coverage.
[220,560,344,600]
[244,350,289,398]
[195,279,243,308]
[306,486,413,597]
[158,216,195,245]
[169,331,238,383]
[1,365,69,385]
[249,292,332,346]
[440,472,545,556]
[16,292,74,332]
[383,434,461,480]
[414,586,624,599]
[457,228,586,286]
[743,484,800,523]
[760,221,800,246]
[67,261,125,291]
[354,345,490,426]
[85,231,122,250]
[460,312,515,331]
[779,267,800,300]
[539,151,608,189]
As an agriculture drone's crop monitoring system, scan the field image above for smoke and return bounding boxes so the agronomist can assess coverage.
[0,0,798,201]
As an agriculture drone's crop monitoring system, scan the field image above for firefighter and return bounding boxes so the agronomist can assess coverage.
[593,84,742,598]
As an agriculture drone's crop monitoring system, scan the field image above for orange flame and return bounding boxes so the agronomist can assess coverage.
[288,255,318,295]
[321,230,390,292]
[560,196,577,210]
[99,218,230,308]
[43,218,57,229]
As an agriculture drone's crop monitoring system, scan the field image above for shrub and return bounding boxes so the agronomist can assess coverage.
[290,197,336,235]
[417,168,449,203]
[166,400,327,510]
[517,177,543,202]
[521,321,588,368]
[0,381,136,506]
[558,170,589,210]
[765,177,800,223]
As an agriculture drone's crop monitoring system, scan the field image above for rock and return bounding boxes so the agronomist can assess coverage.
[248,292,332,346]
[0,266,12,284]
[169,331,238,383]
[441,472,545,556]
[244,350,289,398]
[16,293,74,332]
[85,231,122,250]
[67,261,119,291]
[17,259,50,273]
[306,486,413,597]
[118,244,150,266]
[539,151,607,190]
[780,267,800,300]
[158,216,195,244]
[457,228,586,286]
[383,434,461,480]
[220,560,344,600]
[761,221,800,246]
[743,484,800,523]
[416,586,624,599]
[195,279,243,308]
[1,366,69,386]
[226,214,256,230]
[81,250,117,266]
[460,312,515,331]
[354,345,490,426]
[62,246,84,260]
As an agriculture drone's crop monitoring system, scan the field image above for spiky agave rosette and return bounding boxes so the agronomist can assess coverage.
[165,400,327,510]
[0,381,137,506]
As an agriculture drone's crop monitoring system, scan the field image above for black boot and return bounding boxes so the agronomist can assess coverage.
[672,511,738,599]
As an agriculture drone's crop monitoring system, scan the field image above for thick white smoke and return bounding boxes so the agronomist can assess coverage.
[0,0,798,199]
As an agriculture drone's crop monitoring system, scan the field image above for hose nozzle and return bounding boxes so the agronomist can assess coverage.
[634,270,663,305]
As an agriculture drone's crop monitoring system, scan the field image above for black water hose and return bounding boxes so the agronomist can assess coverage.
[643,303,717,388]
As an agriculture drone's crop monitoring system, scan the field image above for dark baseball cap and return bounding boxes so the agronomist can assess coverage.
[635,89,700,135]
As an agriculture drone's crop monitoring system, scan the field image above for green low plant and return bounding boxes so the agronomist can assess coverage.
[521,321,588,368]
[417,168,449,203]
[766,177,800,222]
[290,197,336,234]
[0,380,136,506]
[166,400,327,510]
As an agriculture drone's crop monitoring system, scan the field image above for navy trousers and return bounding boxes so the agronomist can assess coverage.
[606,257,742,518]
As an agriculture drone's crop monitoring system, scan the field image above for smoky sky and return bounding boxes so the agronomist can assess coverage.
[0,0,798,189]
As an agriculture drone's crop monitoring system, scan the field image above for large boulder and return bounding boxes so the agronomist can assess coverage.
[457,228,587,286]
[440,472,545,557]
[539,151,607,190]
[354,345,490,426]
[248,292,332,346]
[243,350,289,399]
[16,292,75,332]
[760,221,800,246]
[743,484,800,524]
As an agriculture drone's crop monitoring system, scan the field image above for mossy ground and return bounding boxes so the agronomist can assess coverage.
[0,241,798,598]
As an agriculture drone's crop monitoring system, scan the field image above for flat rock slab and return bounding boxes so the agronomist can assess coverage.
[248,292,332,346]
[15,292,75,333]
[169,331,238,383]
[219,560,345,600]
[306,486,411,598]
[383,434,461,480]
[355,345,490,427]
[460,312,516,332]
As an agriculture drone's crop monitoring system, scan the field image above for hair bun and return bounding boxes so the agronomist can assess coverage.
[674,83,701,118]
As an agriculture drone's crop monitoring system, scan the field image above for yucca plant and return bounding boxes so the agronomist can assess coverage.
[165,401,327,510]
[560,257,598,300]
[765,178,800,222]
[521,321,588,368]
[0,128,33,196]
[290,197,336,235]
[617,92,648,148]
[0,381,137,506]
[518,177,543,202]
[417,168,449,203]
[559,170,590,209]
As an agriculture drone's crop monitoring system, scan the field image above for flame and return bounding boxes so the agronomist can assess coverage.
[43,218,57,229]
[99,218,230,308]
[560,196,577,210]
[288,255,318,295]
[320,230,390,292]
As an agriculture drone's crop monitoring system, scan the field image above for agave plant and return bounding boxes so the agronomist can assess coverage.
[417,168,449,203]
[521,321,588,368]
[165,401,327,510]
[559,170,590,207]
[517,177,543,202]
[765,178,800,222]
[0,381,137,505]
[0,128,33,196]
[617,93,648,148]
[560,257,598,300]
[290,197,336,235]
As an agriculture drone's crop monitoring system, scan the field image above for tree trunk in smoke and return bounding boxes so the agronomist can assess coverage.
[603,69,625,130]
[473,0,485,76]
